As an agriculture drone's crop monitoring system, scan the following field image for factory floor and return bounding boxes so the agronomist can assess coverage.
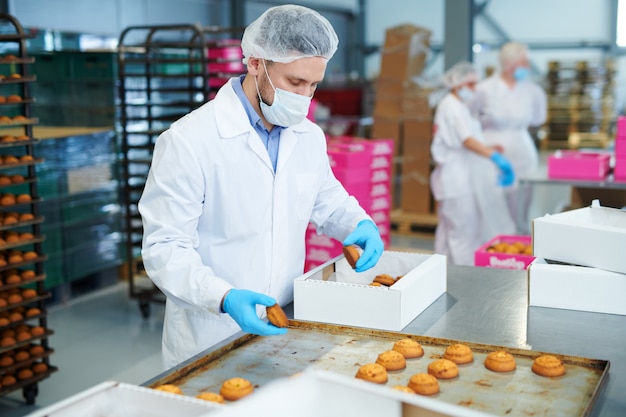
[0,234,435,417]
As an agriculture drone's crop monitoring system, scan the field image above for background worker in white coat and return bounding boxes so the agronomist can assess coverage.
[138,5,384,368]
[473,42,548,234]
[431,62,516,266]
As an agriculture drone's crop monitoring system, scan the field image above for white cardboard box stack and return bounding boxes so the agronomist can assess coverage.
[529,200,626,315]
[295,250,447,331]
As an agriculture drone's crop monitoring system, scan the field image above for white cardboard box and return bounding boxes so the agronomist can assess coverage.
[202,369,494,417]
[25,381,222,417]
[294,251,447,331]
[532,201,626,274]
[528,258,626,316]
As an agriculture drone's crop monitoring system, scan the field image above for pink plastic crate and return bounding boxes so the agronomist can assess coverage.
[371,167,391,184]
[474,235,535,270]
[207,40,243,59]
[327,144,373,169]
[547,150,611,180]
[614,158,626,181]
[615,139,626,158]
[332,166,372,186]
[208,61,244,73]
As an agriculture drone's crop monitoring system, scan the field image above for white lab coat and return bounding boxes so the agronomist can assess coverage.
[431,94,514,265]
[139,78,371,369]
[474,75,547,233]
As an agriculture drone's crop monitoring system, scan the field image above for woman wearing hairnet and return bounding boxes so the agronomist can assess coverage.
[431,62,516,266]
[138,5,384,368]
[473,42,548,234]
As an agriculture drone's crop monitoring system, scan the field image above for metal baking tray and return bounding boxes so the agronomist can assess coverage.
[145,321,609,417]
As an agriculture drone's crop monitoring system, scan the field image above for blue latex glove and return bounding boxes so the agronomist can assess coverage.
[490,152,516,187]
[342,220,384,272]
[222,289,288,336]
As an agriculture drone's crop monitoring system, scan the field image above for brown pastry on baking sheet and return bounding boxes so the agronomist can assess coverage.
[484,350,516,372]
[153,384,183,395]
[443,343,474,364]
[532,354,565,377]
[427,359,459,379]
[408,373,440,395]
[196,391,225,403]
[220,377,254,401]
[376,350,407,371]
[355,363,388,384]
[393,338,424,359]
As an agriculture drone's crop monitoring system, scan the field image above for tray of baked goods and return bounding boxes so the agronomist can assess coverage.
[144,320,609,417]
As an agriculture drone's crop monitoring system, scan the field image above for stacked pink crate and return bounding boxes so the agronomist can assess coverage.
[304,137,394,272]
[614,116,626,181]
[207,39,244,90]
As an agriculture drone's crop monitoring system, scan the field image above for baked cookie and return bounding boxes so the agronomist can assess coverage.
[484,351,516,373]
[266,303,288,328]
[343,245,360,269]
[196,392,225,404]
[531,355,565,377]
[393,338,424,359]
[408,373,440,395]
[392,385,416,394]
[355,363,388,384]
[373,274,396,286]
[376,350,407,371]
[220,377,254,401]
[427,359,459,379]
[443,343,474,364]
[154,384,183,395]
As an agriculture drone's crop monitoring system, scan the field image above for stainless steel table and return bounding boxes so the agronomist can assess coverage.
[151,265,626,416]
[284,265,625,416]
[520,166,626,190]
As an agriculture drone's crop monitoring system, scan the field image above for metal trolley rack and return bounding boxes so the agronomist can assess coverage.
[117,24,243,318]
[0,13,57,404]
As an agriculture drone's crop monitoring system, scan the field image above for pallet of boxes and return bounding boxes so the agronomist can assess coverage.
[370,24,437,237]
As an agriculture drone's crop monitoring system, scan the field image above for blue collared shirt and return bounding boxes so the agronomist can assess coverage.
[231,75,283,172]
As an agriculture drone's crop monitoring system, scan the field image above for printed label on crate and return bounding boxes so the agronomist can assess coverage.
[369,210,390,225]
[371,155,391,169]
[371,169,391,183]
[487,255,527,270]
[306,232,341,248]
[371,140,394,155]
[370,183,390,197]
[306,247,339,263]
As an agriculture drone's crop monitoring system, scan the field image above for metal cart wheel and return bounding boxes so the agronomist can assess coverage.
[23,383,38,405]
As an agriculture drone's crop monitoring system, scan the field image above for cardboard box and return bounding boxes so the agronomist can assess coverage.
[547,150,610,180]
[294,251,447,332]
[474,235,535,270]
[379,24,431,80]
[528,258,626,316]
[26,381,221,417]
[203,369,492,417]
[532,201,626,274]
[400,119,433,214]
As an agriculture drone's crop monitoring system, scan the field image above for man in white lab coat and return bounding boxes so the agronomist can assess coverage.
[473,42,548,234]
[138,5,384,368]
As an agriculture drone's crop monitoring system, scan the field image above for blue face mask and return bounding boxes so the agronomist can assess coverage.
[514,67,529,81]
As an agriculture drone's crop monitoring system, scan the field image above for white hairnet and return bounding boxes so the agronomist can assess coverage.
[441,61,478,89]
[241,4,338,64]
[499,42,528,67]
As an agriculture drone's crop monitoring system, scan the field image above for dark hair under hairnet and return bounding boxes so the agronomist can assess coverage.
[241,4,339,64]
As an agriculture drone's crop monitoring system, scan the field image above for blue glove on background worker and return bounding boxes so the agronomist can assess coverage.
[490,152,515,187]
[223,289,288,336]
[342,219,384,272]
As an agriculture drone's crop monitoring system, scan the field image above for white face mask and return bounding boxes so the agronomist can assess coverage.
[255,60,311,127]
[457,87,475,104]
